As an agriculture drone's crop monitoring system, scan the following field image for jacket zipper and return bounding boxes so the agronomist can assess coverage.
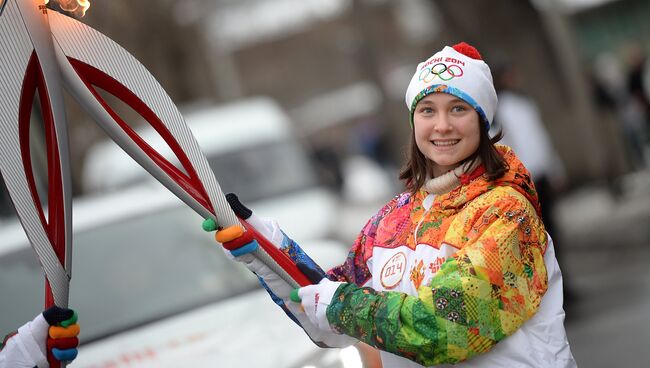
[413,193,436,245]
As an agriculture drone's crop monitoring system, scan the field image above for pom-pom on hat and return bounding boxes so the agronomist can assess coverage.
[405,42,497,128]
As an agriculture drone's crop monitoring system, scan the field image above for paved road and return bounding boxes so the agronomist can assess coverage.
[554,170,650,367]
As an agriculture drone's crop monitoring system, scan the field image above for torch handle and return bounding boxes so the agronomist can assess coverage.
[221,219,313,288]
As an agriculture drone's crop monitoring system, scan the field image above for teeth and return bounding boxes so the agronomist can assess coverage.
[432,140,459,146]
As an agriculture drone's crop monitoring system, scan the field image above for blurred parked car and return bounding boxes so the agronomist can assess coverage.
[0,184,357,367]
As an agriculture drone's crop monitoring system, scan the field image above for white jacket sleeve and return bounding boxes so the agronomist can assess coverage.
[0,314,49,368]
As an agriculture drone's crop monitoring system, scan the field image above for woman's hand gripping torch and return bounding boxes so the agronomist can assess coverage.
[203,194,357,348]
[204,194,326,288]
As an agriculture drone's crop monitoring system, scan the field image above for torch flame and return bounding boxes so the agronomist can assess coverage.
[44,0,90,17]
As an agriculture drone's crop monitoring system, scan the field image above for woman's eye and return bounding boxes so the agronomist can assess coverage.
[451,105,467,113]
[419,107,433,114]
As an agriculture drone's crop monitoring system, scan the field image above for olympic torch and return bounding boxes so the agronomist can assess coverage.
[0,2,315,365]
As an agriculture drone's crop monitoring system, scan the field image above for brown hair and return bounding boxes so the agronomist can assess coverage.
[398,120,508,193]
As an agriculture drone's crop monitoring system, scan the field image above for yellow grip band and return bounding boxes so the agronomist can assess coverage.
[215,225,245,243]
[49,324,80,339]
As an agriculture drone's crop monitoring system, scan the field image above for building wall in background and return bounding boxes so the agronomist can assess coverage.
[573,0,650,61]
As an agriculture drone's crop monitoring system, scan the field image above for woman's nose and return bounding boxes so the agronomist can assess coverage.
[434,114,453,132]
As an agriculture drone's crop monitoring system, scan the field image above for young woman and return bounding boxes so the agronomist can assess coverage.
[211,42,576,367]
[0,307,79,368]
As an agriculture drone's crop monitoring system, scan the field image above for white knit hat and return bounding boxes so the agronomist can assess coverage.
[405,42,497,128]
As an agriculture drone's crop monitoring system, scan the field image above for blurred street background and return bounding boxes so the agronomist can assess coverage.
[2,0,650,366]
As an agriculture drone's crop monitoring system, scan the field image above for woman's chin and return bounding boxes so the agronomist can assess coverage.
[427,153,461,168]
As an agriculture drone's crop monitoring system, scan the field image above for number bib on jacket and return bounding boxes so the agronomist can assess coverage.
[371,242,459,295]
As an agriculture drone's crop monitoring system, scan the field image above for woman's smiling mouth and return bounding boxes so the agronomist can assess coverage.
[432,139,460,147]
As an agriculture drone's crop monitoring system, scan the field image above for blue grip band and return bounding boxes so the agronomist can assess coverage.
[52,348,78,361]
[230,240,259,257]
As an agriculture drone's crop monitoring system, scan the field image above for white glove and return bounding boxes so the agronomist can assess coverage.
[295,278,345,333]
[1,314,49,368]
[240,250,357,347]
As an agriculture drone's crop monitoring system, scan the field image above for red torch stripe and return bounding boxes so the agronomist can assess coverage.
[19,53,66,312]
[67,58,214,214]
[18,53,48,241]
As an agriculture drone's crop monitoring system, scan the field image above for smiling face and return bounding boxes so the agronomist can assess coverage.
[413,93,481,176]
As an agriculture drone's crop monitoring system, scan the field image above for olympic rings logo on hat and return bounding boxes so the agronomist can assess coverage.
[418,63,464,83]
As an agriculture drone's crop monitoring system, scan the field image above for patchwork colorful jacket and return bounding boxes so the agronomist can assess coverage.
[327,146,549,366]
